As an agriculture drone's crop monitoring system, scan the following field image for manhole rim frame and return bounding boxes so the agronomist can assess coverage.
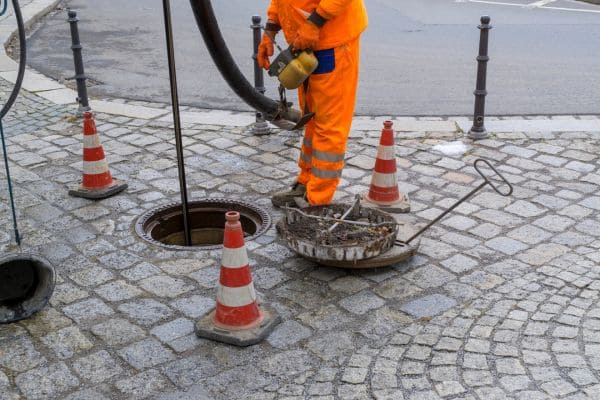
[134,198,272,251]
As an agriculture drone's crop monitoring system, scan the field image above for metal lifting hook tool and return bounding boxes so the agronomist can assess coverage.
[396,158,513,246]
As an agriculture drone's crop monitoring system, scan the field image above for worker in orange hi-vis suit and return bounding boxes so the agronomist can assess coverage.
[257,0,368,207]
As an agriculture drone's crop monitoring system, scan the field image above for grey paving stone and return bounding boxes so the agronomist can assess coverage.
[115,369,171,399]
[160,355,217,387]
[170,295,215,319]
[15,362,80,400]
[41,326,93,359]
[91,318,146,345]
[441,215,477,231]
[150,318,195,343]
[541,379,577,397]
[267,320,312,349]
[69,266,114,287]
[328,276,370,294]
[63,389,111,400]
[441,254,478,274]
[118,338,176,370]
[404,265,456,289]
[400,294,458,318]
[121,262,161,281]
[306,333,354,361]
[95,280,143,301]
[0,336,45,372]
[139,275,193,298]
[485,237,528,255]
[507,225,552,245]
[72,350,123,383]
[117,299,174,326]
[339,290,386,315]
[62,298,114,323]
[533,215,576,232]
[373,277,422,300]
[580,196,600,211]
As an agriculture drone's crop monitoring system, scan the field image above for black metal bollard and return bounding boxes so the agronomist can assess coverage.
[250,15,270,135]
[67,10,90,113]
[468,16,492,140]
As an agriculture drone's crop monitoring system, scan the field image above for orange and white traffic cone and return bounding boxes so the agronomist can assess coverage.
[68,111,127,200]
[196,211,280,346]
[362,121,410,213]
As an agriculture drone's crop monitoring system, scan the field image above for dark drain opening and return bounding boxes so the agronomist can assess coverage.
[135,199,272,250]
[0,260,39,306]
[0,255,56,323]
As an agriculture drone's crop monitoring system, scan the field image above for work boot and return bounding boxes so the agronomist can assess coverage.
[271,182,307,208]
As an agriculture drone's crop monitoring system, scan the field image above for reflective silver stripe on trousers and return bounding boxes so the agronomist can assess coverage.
[312,149,345,163]
[300,152,312,164]
[303,137,312,148]
[312,167,343,179]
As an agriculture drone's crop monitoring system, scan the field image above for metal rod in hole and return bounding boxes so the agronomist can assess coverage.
[328,196,361,233]
[162,0,191,246]
[402,181,488,244]
[468,16,492,140]
[67,10,90,113]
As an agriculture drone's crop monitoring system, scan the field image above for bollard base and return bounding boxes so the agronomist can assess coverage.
[69,180,128,200]
[251,120,271,136]
[467,128,488,140]
[196,304,281,347]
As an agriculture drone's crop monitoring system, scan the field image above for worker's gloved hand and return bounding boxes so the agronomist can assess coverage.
[258,32,275,69]
[293,20,320,50]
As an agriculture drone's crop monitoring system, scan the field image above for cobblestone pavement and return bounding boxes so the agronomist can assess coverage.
[0,79,599,400]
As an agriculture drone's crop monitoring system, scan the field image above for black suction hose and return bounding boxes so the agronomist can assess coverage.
[0,0,26,245]
[1,0,25,118]
[189,0,305,129]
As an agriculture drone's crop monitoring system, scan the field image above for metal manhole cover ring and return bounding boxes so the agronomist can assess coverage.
[277,203,398,262]
[135,198,272,250]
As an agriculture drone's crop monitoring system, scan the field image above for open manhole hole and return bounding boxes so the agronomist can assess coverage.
[135,199,272,250]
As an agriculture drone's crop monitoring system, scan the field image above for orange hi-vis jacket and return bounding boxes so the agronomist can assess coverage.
[267,0,368,51]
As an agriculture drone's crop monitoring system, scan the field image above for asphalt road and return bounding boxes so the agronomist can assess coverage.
[26,0,600,116]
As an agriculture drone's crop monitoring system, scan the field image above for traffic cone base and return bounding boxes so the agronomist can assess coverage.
[362,191,411,213]
[195,304,281,347]
[69,179,128,200]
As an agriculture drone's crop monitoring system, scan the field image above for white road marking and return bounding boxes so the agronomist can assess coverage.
[543,5,600,12]
[527,0,558,8]
[463,0,600,13]
[467,0,525,6]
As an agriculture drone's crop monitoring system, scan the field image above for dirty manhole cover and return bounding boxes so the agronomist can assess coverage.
[135,199,271,250]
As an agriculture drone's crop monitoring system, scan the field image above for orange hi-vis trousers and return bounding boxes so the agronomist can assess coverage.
[297,38,360,205]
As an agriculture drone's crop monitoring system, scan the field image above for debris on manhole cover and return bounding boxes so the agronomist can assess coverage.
[277,197,399,263]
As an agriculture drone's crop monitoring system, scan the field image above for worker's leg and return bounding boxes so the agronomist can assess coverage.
[297,86,313,186]
[306,38,361,205]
